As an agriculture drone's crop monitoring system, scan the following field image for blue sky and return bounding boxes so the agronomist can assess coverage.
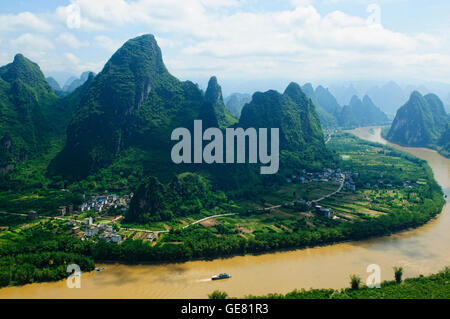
[1,0,449,94]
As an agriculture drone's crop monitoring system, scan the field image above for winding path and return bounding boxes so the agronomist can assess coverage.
[262,173,345,211]
[121,213,238,234]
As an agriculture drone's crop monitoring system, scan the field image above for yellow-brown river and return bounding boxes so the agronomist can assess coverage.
[0,126,449,298]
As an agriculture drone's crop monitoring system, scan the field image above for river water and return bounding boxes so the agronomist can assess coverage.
[0,126,449,298]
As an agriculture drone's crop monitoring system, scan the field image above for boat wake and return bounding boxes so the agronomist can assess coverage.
[196,278,212,282]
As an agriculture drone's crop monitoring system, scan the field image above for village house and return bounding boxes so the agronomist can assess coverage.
[99,223,113,232]
[83,217,93,226]
[27,210,38,220]
[99,232,122,243]
[58,206,66,216]
[315,205,335,218]
[85,226,99,238]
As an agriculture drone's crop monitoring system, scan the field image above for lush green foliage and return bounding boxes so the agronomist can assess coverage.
[437,123,450,158]
[0,54,58,171]
[394,266,403,283]
[209,290,229,299]
[0,226,95,287]
[240,82,329,161]
[126,172,227,223]
[350,274,361,290]
[49,35,207,181]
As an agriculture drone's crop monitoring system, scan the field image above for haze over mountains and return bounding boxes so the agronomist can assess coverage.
[46,71,94,96]
[224,81,390,129]
[224,93,251,118]
[222,79,450,122]
[300,83,389,129]
[330,81,450,116]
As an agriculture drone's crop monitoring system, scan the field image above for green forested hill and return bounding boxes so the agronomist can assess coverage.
[49,35,333,187]
[0,54,59,173]
[387,91,449,151]
[126,172,226,223]
[302,83,338,128]
[315,85,341,116]
[48,34,215,181]
[239,82,331,167]
[204,76,237,128]
[1,34,337,218]
[437,122,450,157]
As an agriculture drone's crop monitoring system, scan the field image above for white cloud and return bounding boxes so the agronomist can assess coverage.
[10,33,54,52]
[0,1,449,84]
[64,52,81,64]
[57,33,89,49]
[94,35,123,53]
[0,12,53,33]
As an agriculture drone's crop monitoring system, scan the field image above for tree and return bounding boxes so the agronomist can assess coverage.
[350,274,361,290]
[394,266,403,283]
[0,271,10,287]
[208,290,228,299]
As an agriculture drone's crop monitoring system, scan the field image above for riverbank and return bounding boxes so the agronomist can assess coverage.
[221,266,450,299]
[380,126,450,160]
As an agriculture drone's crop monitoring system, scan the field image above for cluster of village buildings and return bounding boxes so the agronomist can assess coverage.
[286,168,357,192]
[54,194,133,218]
[78,193,133,213]
[281,168,359,220]
[46,194,134,243]
[68,217,122,243]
